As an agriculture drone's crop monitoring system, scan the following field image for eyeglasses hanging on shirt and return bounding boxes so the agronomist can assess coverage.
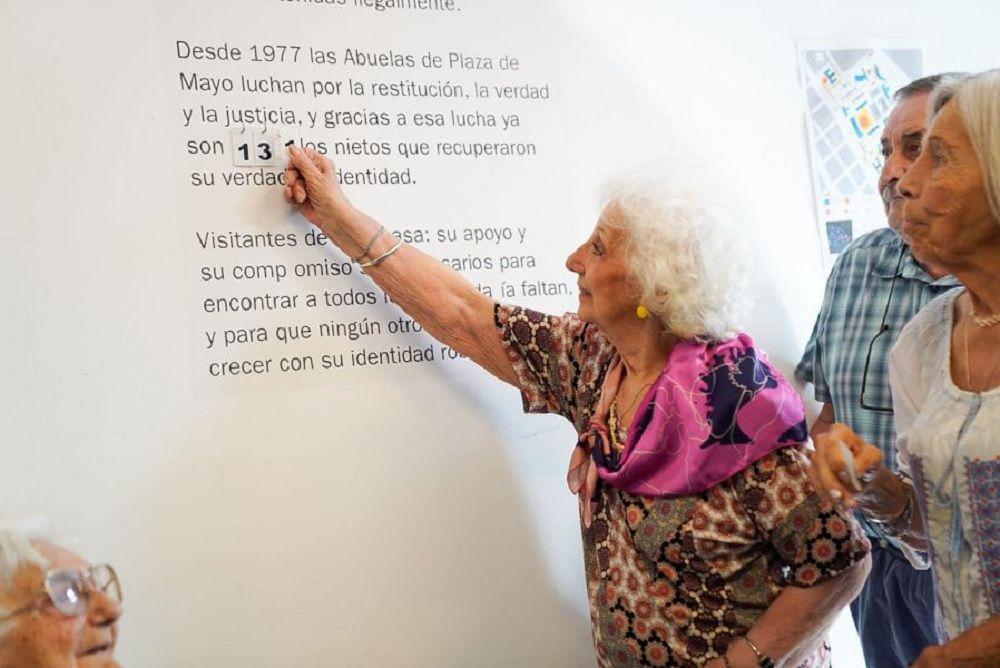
[859,247,907,414]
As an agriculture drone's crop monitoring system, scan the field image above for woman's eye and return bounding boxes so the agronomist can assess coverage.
[591,242,603,255]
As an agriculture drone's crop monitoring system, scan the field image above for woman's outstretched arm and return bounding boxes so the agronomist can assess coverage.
[284,147,517,385]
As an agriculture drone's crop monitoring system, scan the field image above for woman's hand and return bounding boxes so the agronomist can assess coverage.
[911,617,1000,667]
[809,424,920,538]
[912,645,955,667]
[283,147,354,238]
[807,423,884,509]
[912,643,997,667]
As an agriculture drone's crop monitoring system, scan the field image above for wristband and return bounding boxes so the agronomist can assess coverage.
[358,239,404,271]
[353,224,385,262]
[742,637,775,668]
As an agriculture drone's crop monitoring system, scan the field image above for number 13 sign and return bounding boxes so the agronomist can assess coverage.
[231,126,299,167]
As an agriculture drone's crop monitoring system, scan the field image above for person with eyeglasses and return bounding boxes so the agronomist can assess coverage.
[795,73,964,668]
[0,530,123,668]
[808,69,1000,668]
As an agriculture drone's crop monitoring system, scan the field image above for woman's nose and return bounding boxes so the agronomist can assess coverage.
[566,245,584,274]
[88,590,122,627]
[898,153,927,200]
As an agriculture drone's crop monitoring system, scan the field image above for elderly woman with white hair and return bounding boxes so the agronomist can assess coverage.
[809,69,1000,668]
[0,528,123,667]
[282,151,871,667]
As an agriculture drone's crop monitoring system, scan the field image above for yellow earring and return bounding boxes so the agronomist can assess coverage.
[636,305,650,319]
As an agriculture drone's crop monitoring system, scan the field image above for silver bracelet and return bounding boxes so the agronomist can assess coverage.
[358,239,404,270]
[353,224,385,262]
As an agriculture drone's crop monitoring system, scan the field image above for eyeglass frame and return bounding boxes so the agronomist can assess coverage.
[859,246,907,414]
[0,563,122,623]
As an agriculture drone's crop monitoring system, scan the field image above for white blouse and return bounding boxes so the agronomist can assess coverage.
[889,289,1000,640]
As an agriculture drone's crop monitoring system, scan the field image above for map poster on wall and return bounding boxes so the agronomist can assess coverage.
[797,44,922,269]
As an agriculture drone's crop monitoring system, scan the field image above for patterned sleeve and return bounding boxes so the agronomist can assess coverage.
[493,303,614,432]
[738,447,871,587]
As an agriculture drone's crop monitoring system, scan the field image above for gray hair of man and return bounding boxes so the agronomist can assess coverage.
[894,72,966,101]
[601,169,748,342]
[0,522,51,623]
[930,69,1000,224]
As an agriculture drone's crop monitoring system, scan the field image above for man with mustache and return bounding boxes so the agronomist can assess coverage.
[797,74,961,668]
[0,530,122,668]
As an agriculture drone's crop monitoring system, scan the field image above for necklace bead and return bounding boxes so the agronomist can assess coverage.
[964,314,1000,393]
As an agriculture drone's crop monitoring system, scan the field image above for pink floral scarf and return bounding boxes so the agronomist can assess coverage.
[568,333,807,526]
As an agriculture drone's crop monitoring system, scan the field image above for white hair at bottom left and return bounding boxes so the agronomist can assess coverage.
[0,518,53,617]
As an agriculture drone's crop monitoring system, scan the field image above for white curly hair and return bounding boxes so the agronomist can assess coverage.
[601,171,748,342]
[0,521,51,627]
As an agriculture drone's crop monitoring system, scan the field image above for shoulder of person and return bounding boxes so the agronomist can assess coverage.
[889,291,958,415]
[891,291,958,383]
[826,227,902,279]
[497,303,611,352]
[843,226,900,253]
[701,333,799,396]
[560,310,608,347]
[897,289,958,348]
[709,331,776,363]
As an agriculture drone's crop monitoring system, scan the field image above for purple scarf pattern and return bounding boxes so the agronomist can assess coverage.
[569,333,806,525]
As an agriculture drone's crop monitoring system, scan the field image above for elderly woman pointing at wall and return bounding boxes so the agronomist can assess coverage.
[809,70,1000,668]
[282,151,870,667]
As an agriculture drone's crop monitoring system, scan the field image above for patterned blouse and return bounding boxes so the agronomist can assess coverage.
[890,289,1000,640]
[495,304,870,667]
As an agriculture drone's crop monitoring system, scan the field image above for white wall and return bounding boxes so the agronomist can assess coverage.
[1,1,998,666]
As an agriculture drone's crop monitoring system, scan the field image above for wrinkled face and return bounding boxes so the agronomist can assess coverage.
[565,204,640,327]
[0,543,121,668]
[879,92,931,232]
[899,101,1000,270]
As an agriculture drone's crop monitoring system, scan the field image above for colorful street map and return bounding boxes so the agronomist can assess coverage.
[798,45,922,268]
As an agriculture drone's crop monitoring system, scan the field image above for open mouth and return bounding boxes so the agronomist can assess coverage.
[80,643,113,657]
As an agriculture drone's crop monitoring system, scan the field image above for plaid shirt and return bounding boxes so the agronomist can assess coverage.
[797,227,960,537]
